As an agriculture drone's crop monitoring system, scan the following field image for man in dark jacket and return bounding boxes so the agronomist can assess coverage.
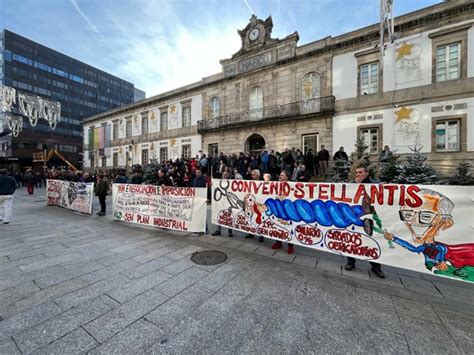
[191,168,207,188]
[317,145,330,176]
[94,174,109,216]
[0,168,17,224]
[344,165,385,278]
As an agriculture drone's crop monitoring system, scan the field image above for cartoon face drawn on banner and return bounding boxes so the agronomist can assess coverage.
[384,188,474,282]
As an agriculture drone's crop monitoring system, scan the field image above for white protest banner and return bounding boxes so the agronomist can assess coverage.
[112,184,207,233]
[212,179,474,283]
[46,179,94,214]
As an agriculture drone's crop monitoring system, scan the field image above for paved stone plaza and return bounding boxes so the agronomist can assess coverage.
[0,187,473,354]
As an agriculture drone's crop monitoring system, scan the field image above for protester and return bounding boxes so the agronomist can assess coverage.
[25,169,36,195]
[211,171,233,237]
[317,145,330,176]
[379,145,392,163]
[0,169,16,224]
[344,165,385,278]
[271,170,294,254]
[245,169,264,243]
[94,174,109,216]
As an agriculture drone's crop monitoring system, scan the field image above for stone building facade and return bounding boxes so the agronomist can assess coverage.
[82,1,473,174]
[331,1,474,175]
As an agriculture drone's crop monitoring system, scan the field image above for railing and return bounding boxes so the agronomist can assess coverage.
[198,95,335,132]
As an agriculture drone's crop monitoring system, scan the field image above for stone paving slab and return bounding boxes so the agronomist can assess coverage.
[0,189,472,354]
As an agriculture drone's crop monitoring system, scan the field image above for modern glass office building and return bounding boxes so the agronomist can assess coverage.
[0,29,143,170]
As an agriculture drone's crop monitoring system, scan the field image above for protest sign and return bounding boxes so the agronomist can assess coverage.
[47,179,94,214]
[212,179,474,283]
[112,184,207,233]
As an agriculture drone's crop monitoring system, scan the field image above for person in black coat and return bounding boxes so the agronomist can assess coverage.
[344,165,385,278]
[0,168,16,224]
[94,174,109,216]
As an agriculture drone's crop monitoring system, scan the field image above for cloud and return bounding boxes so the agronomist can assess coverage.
[69,0,100,34]
[103,1,243,97]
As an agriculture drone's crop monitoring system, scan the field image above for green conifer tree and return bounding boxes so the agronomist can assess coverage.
[448,161,474,185]
[395,143,439,185]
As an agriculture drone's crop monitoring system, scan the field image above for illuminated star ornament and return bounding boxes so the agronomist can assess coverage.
[396,42,414,61]
[170,138,177,146]
[395,106,413,124]
[170,104,177,113]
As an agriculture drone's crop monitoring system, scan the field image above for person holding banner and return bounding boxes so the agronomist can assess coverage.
[94,174,109,216]
[0,169,16,224]
[271,170,294,254]
[212,170,233,237]
[245,169,264,243]
[345,165,385,278]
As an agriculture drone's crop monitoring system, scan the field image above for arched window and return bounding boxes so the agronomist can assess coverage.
[301,73,320,114]
[302,72,320,101]
[208,97,220,119]
[249,86,263,119]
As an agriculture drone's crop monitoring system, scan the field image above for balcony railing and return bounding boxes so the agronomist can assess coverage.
[198,95,335,132]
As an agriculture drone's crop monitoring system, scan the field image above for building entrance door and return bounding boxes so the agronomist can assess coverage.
[302,134,318,154]
[245,134,265,154]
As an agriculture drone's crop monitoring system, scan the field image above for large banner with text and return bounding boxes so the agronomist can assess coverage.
[112,184,207,233]
[211,179,474,283]
[47,179,94,214]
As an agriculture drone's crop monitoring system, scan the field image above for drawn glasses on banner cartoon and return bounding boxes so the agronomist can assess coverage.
[398,209,451,225]
[213,180,244,211]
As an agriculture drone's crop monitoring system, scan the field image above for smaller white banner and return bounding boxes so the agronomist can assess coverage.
[112,184,207,233]
[47,179,94,214]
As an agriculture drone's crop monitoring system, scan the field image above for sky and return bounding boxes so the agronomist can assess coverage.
[1,0,442,97]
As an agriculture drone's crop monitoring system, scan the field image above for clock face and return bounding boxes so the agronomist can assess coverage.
[249,27,260,41]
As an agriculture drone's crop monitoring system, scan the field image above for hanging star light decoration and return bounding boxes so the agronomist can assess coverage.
[395,106,413,124]
[396,42,414,61]
[170,104,177,113]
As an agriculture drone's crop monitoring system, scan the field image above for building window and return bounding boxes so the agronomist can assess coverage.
[208,143,218,158]
[102,157,107,168]
[182,106,191,127]
[436,43,460,82]
[182,144,191,159]
[113,122,118,140]
[208,97,220,119]
[160,147,168,162]
[435,119,459,152]
[302,134,319,154]
[360,62,379,95]
[142,149,149,164]
[249,86,263,119]
[302,73,320,100]
[142,117,148,135]
[113,152,118,167]
[360,127,380,155]
[160,112,168,131]
[126,119,132,137]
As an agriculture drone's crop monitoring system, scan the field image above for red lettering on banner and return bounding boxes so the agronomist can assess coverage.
[399,185,406,206]
[307,183,316,199]
[294,183,305,199]
[406,185,422,208]
[153,217,188,231]
[124,212,134,222]
[326,229,379,258]
[370,184,384,205]
[136,214,150,224]
[295,225,323,245]
[353,185,368,204]
[217,210,233,227]
[384,185,397,205]
[118,185,125,193]
[318,184,329,200]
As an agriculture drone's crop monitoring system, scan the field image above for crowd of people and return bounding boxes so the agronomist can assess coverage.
[1,145,394,278]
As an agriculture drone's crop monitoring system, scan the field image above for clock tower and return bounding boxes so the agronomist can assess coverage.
[220,15,299,77]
